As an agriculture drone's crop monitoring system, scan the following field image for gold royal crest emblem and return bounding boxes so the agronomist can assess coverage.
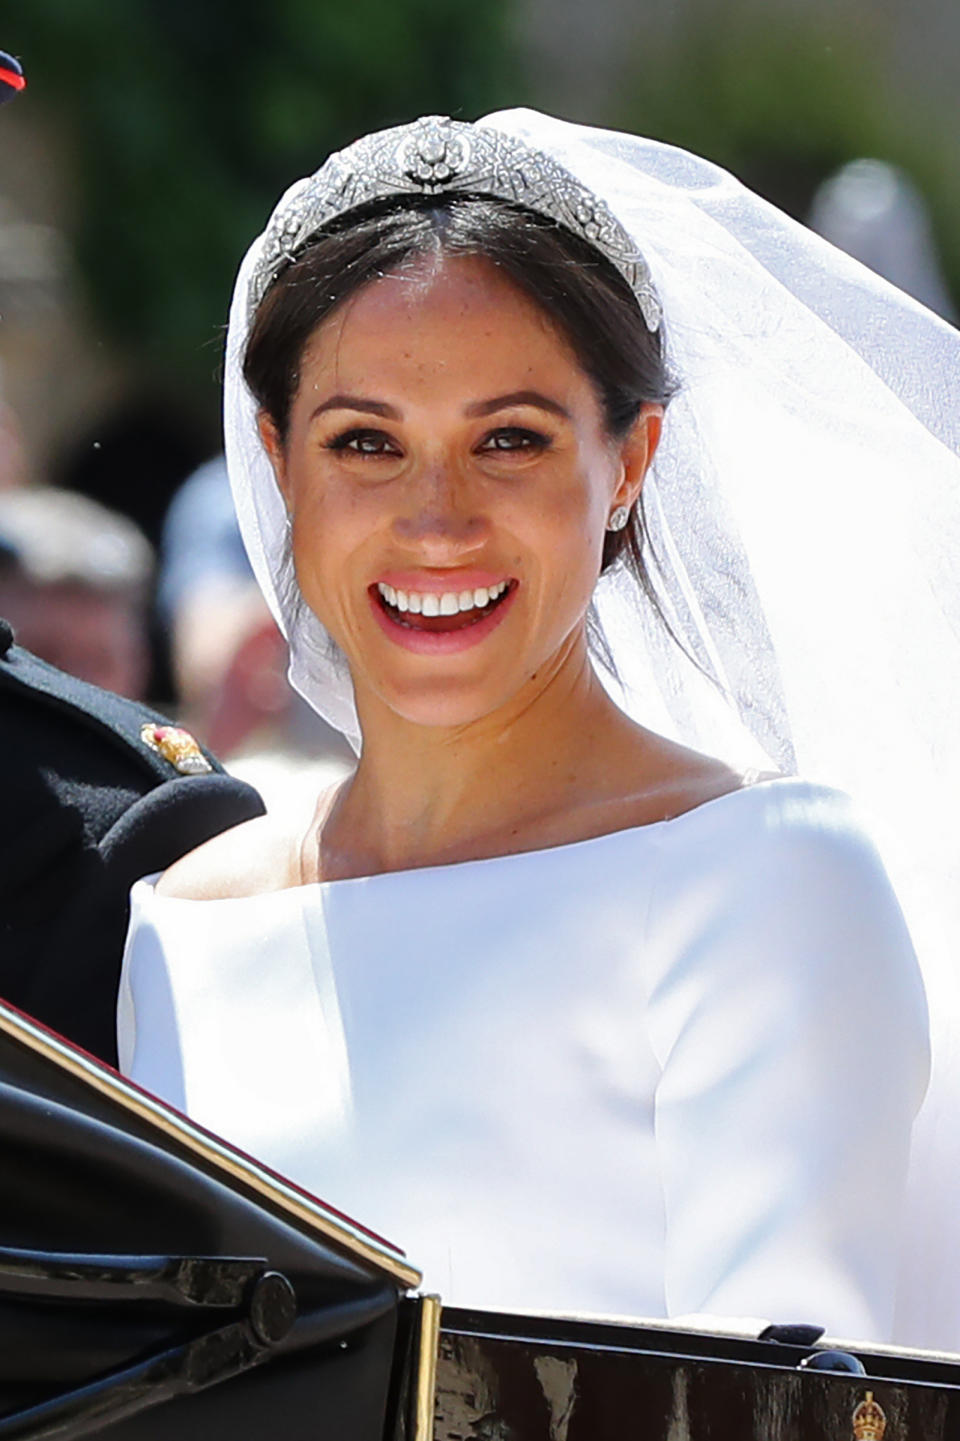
[852,1391,887,1440]
[140,723,213,776]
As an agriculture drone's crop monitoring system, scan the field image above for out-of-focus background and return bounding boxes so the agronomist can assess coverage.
[1,0,957,807]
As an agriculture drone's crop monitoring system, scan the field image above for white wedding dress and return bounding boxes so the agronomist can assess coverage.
[118,777,927,1344]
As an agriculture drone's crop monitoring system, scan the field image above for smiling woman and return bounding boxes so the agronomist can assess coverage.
[246,235,665,751]
[116,112,960,1351]
[242,189,675,686]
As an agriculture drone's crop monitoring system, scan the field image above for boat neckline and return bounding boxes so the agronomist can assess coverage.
[135,775,838,906]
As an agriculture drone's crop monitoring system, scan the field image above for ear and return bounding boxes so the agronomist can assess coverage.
[256,412,291,509]
[611,403,663,512]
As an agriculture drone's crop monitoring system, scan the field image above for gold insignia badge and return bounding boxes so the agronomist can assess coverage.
[140,723,213,776]
[852,1391,887,1440]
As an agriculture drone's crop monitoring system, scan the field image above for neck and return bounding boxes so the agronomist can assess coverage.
[315,630,643,878]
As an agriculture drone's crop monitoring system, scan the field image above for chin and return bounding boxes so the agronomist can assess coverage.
[377,680,516,732]
[352,619,587,734]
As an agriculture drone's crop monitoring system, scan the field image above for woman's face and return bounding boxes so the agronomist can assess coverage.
[261,253,660,732]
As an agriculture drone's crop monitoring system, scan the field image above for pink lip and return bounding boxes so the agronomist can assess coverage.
[370,583,518,655]
[375,569,513,593]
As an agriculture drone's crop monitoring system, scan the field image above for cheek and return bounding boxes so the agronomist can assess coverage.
[286,481,371,621]
[288,463,369,551]
[528,469,609,596]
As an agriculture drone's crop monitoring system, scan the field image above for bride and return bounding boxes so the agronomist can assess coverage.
[118,111,960,1348]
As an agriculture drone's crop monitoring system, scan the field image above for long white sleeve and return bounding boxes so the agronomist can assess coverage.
[644,785,929,1339]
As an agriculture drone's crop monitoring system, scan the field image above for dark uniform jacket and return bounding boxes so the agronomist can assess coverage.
[0,617,264,1066]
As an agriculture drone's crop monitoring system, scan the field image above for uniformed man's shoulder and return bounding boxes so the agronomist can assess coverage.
[0,618,266,1061]
[0,619,219,785]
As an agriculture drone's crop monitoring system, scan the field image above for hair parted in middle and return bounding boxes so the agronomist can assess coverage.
[243,192,679,653]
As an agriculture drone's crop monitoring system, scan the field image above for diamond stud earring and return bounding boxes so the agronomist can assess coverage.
[607,505,630,532]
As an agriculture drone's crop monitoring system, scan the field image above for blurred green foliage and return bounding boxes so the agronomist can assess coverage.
[6,0,956,422]
[6,0,515,404]
[613,8,959,308]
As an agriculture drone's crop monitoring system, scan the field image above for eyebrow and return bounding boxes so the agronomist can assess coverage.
[308,389,571,425]
[464,391,571,420]
[309,395,401,422]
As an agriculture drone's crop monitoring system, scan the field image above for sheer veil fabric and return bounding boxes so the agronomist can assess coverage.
[223,109,960,1349]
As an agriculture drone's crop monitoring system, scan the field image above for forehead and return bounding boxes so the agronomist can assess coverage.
[296,253,591,405]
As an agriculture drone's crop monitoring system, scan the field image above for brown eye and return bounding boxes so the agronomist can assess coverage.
[478,427,550,454]
[327,428,400,456]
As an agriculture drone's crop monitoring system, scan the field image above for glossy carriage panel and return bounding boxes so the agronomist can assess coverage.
[0,1000,421,1440]
[434,1308,960,1441]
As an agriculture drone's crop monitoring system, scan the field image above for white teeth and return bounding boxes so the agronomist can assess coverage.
[377,580,510,617]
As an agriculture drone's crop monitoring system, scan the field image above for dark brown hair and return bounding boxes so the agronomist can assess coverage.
[243,193,677,626]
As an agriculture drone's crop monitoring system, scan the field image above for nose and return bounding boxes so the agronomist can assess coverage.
[391,463,491,558]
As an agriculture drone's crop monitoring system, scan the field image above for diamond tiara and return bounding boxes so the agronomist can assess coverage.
[248,116,662,332]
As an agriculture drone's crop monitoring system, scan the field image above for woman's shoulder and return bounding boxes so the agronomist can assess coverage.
[652,771,853,839]
[645,775,919,968]
[152,811,299,901]
[587,771,860,867]
[648,773,882,884]
[643,775,926,1048]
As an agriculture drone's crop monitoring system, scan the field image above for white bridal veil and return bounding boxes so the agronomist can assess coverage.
[224,109,960,1349]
